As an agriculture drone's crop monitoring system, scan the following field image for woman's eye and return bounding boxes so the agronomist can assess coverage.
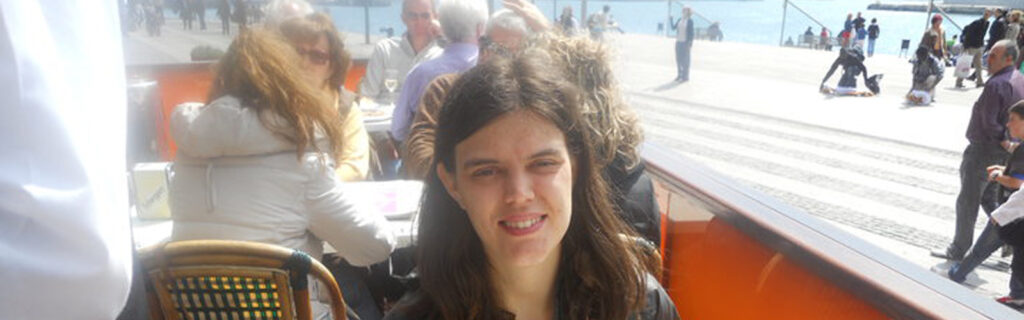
[532,160,562,170]
[472,168,497,177]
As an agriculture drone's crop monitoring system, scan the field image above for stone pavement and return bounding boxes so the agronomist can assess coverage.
[605,33,1014,300]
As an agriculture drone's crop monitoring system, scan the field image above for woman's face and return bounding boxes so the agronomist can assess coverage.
[438,110,574,268]
[1009,112,1024,140]
[294,34,332,90]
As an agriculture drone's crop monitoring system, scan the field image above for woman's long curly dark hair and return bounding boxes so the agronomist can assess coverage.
[395,49,649,319]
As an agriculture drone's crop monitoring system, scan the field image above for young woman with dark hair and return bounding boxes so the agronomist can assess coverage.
[383,50,679,320]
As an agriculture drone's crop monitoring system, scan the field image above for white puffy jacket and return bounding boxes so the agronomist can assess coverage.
[168,95,395,266]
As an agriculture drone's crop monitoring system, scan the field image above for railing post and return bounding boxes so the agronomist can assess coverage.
[779,0,787,46]
[924,0,933,30]
[364,0,371,44]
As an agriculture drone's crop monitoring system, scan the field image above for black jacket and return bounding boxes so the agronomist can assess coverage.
[988,17,1007,51]
[607,156,662,247]
[962,17,989,48]
[383,274,681,320]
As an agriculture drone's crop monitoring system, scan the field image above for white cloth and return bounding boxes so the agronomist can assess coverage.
[992,188,1024,226]
[358,35,441,104]
[168,96,396,265]
[0,1,133,318]
[675,17,689,42]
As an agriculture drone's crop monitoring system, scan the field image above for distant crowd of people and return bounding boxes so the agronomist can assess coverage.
[123,0,266,37]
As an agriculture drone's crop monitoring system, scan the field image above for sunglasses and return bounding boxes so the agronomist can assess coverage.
[297,48,330,66]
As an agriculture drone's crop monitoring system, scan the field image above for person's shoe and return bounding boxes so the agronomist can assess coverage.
[955,83,965,89]
[947,264,966,283]
[931,248,963,261]
[976,83,985,88]
[996,296,1024,309]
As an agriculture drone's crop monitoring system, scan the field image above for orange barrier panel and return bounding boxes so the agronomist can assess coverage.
[663,218,886,319]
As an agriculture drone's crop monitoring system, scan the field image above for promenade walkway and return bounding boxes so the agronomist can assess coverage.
[123,24,1015,301]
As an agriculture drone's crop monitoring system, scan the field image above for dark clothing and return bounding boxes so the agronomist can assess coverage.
[948,67,1024,258]
[912,53,943,85]
[671,17,694,81]
[674,41,691,81]
[867,24,879,40]
[607,157,661,247]
[951,143,1010,258]
[852,16,865,29]
[822,49,868,88]
[988,17,1007,51]
[383,274,680,320]
[965,67,1024,144]
[962,17,989,49]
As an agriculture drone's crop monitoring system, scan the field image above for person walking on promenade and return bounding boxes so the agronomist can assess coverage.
[957,9,990,88]
[820,27,830,51]
[867,18,880,57]
[671,6,694,82]
[945,101,1024,309]
[988,8,1007,52]
[217,0,230,35]
[232,0,248,31]
[559,6,578,36]
[194,0,206,30]
[854,21,867,50]
[841,13,853,48]
[933,40,1024,261]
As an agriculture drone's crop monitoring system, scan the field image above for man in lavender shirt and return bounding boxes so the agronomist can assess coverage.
[390,0,488,146]
[934,40,1024,261]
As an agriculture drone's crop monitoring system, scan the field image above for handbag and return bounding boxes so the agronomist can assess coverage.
[954,54,973,78]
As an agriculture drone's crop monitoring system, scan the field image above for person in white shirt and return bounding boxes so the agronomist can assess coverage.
[0,1,134,318]
[359,0,442,104]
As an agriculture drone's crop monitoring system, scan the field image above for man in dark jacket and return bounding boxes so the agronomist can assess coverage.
[671,7,694,82]
[988,8,1007,52]
[958,9,991,88]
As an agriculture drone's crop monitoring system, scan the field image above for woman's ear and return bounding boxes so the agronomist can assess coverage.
[437,163,464,207]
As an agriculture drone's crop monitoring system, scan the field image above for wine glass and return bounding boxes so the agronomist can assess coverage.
[383,69,399,104]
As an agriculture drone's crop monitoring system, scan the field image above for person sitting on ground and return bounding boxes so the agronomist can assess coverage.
[382,49,679,320]
[820,47,880,96]
[168,29,395,319]
[280,13,371,181]
[907,46,944,105]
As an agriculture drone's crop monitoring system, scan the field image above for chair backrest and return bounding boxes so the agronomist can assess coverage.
[901,39,911,49]
[139,240,348,320]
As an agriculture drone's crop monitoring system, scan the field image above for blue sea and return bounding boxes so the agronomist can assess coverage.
[320,0,982,56]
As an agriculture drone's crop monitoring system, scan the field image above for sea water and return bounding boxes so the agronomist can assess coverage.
[325,0,984,56]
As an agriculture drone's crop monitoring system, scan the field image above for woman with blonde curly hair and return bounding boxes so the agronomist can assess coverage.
[537,34,660,246]
[168,29,395,318]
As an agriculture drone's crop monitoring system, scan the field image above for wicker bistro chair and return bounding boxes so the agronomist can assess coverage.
[139,240,348,320]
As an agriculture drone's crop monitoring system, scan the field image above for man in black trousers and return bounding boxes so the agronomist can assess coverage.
[671,7,694,82]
